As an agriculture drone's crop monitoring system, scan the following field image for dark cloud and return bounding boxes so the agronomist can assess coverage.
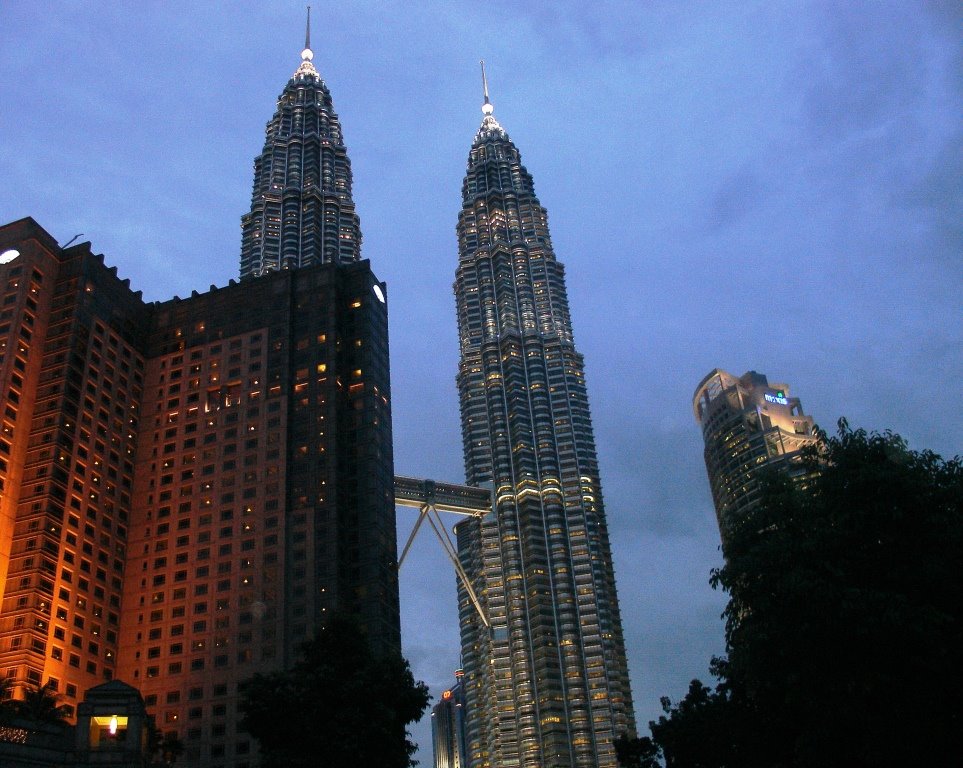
[706,162,763,231]
[898,128,963,266]
[601,419,717,539]
[793,6,945,141]
[924,0,963,33]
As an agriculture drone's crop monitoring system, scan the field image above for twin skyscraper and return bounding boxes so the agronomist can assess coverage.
[0,14,634,768]
[236,19,637,766]
[451,65,635,767]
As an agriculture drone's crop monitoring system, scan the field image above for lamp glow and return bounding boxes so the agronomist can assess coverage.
[109,715,118,735]
[0,249,20,263]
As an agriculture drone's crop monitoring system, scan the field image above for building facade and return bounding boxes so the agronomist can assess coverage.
[0,23,398,768]
[692,369,819,552]
[0,220,150,715]
[114,257,396,766]
[453,79,635,767]
[431,669,468,768]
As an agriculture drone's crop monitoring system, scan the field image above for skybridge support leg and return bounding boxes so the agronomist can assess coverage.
[398,502,489,628]
[398,504,429,569]
[424,505,490,629]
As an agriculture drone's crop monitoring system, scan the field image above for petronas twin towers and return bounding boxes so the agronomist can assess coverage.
[244,20,635,768]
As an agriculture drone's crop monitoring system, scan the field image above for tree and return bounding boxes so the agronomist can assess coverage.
[620,422,963,768]
[157,732,184,765]
[14,680,71,724]
[0,676,16,726]
[239,614,429,768]
[614,731,661,768]
[648,677,750,768]
[149,724,185,767]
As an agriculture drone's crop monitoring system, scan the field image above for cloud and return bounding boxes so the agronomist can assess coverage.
[898,128,963,267]
[794,8,929,143]
[706,162,763,231]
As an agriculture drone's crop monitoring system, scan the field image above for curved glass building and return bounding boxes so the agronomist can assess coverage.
[693,369,819,553]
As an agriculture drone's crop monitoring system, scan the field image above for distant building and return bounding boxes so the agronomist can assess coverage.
[239,7,362,279]
[692,369,819,552]
[432,669,467,768]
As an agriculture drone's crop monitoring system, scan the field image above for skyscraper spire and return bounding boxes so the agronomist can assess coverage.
[480,59,493,115]
[297,5,318,77]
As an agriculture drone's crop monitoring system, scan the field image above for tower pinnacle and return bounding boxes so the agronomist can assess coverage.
[241,6,361,278]
[295,6,318,78]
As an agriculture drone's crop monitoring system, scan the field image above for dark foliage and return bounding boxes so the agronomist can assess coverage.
[614,731,660,767]
[619,422,963,768]
[148,725,185,766]
[239,614,429,768]
[0,676,15,725]
[12,680,71,724]
[647,678,746,768]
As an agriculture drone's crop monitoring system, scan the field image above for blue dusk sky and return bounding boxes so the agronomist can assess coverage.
[1,0,960,758]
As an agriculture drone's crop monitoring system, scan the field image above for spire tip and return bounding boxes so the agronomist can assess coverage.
[301,6,313,62]
[480,60,493,115]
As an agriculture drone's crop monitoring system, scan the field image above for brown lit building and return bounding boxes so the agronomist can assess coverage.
[0,219,148,714]
[0,213,396,768]
[115,255,397,766]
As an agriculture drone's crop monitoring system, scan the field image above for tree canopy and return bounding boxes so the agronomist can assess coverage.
[148,725,185,766]
[0,679,71,726]
[620,421,963,768]
[238,614,429,768]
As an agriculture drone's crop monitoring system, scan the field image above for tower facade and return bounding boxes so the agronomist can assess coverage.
[453,74,635,767]
[692,369,818,552]
[239,11,362,279]
[0,20,398,768]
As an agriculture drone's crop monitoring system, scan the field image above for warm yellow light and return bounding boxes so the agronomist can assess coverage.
[109,715,118,735]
